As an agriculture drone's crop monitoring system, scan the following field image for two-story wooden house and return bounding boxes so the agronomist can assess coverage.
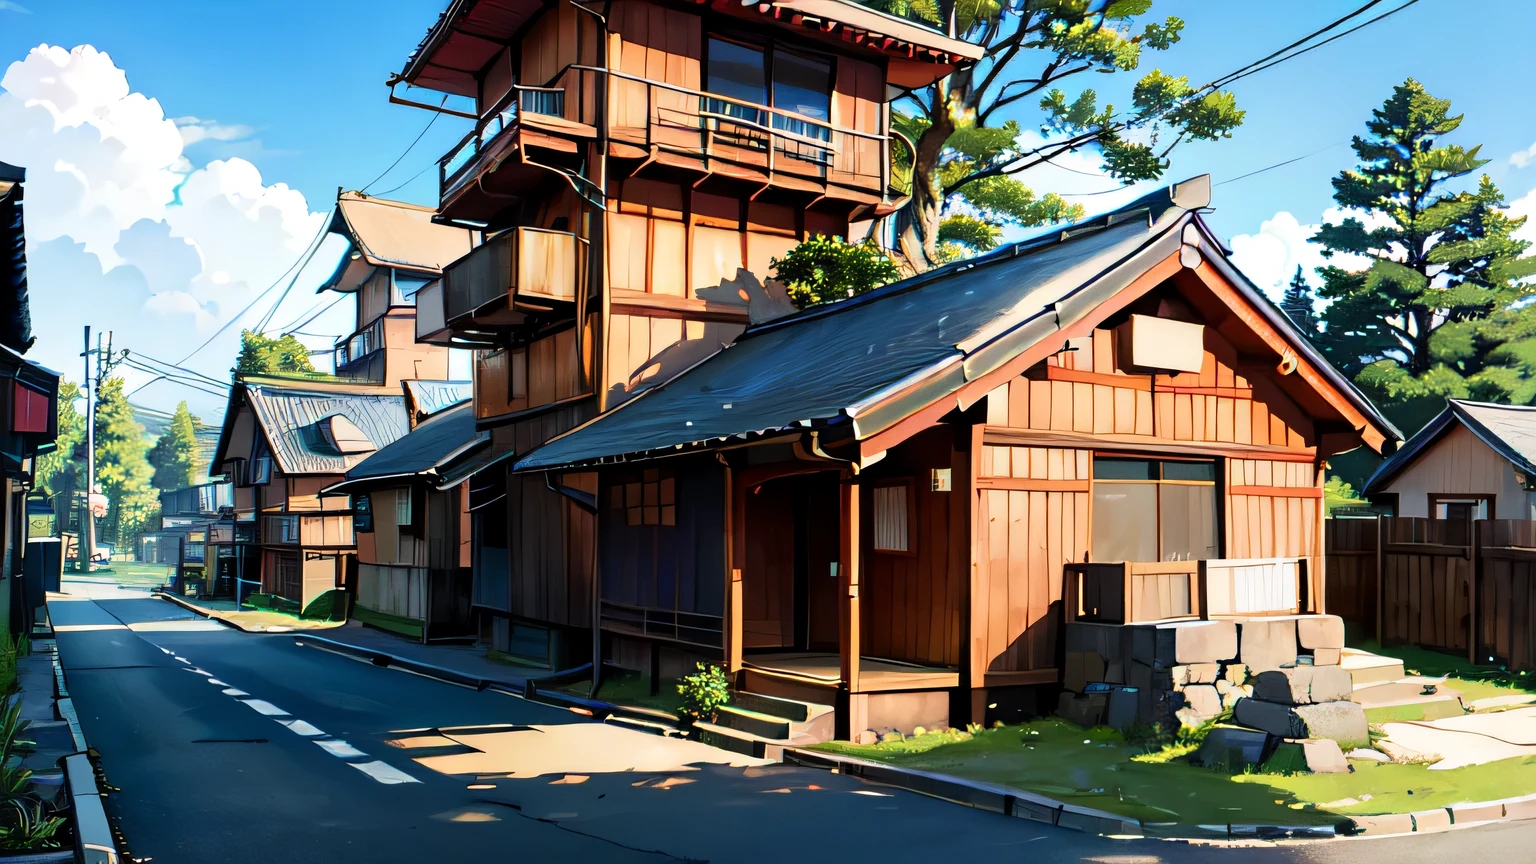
[210,376,411,609]
[392,0,979,663]
[513,178,1400,748]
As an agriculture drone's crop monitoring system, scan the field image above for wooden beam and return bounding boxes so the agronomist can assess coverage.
[724,462,743,674]
[1229,485,1324,499]
[975,477,1090,492]
[1470,520,1482,666]
[983,669,1059,687]
[839,476,861,694]
[981,425,1317,462]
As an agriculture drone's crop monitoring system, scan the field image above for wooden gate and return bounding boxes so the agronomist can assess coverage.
[1380,517,1472,655]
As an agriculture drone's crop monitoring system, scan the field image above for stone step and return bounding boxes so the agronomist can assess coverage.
[732,690,817,723]
[1339,649,1406,686]
[695,721,816,762]
[715,705,791,740]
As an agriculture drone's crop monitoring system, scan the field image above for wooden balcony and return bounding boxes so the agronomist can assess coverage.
[1065,557,1309,624]
[440,227,585,339]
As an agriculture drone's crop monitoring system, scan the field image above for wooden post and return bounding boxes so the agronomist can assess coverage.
[1469,519,1482,666]
[839,475,861,695]
[1122,563,1134,624]
[1374,515,1385,645]
[1196,559,1209,621]
[723,462,742,675]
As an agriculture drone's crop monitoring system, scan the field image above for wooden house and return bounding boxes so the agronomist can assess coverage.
[1362,399,1536,525]
[0,161,62,635]
[209,377,411,609]
[512,178,1400,745]
[391,0,979,662]
[326,399,485,641]
[318,191,476,387]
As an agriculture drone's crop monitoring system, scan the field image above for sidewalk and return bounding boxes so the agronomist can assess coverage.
[156,592,344,633]
[297,622,537,690]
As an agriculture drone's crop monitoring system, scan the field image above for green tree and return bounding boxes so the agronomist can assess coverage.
[771,235,902,307]
[1279,266,1318,336]
[147,401,203,491]
[237,330,317,376]
[1316,79,1536,434]
[92,377,159,549]
[34,380,84,535]
[874,0,1243,268]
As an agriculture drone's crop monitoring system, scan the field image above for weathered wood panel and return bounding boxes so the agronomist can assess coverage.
[1326,517,1379,634]
[1376,424,1530,519]
[1379,517,1472,654]
[861,427,963,667]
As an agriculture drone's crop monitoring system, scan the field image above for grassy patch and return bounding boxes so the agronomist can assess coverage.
[71,560,173,588]
[1365,700,1467,724]
[556,669,684,715]
[1245,756,1536,815]
[813,718,1346,827]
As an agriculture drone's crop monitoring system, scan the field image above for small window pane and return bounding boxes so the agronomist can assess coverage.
[626,507,641,527]
[1162,461,1216,482]
[1093,459,1155,481]
[707,38,767,105]
[625,482,641,508]
[1091,483,1156,561]
[643,482,658,506]
[659,477,675,505]
[661,505,676,527]
[1159,484,1218,561]
[772,48,830,128]
[873,484,909,552]
[643,506,659,525]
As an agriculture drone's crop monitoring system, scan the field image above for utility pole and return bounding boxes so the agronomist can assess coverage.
[81,326,95,573]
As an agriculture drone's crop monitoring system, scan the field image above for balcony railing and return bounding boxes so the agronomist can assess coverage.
[1065,557,1309,625]
[442,227,584,325]
[436,64,888,208]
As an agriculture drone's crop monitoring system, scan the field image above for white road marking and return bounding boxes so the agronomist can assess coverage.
[207,679,228,686]
[350,761,420,785]
[185,668,212,676]
[128,621,225,632]
[314,739,368,759]
[173,657,191,664]
[54,624,128,632]
[240,699,288,717]
[221,688,249,697]
[277,719,326,737]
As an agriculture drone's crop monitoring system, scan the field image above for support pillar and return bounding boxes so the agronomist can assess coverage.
[839,474,861,696]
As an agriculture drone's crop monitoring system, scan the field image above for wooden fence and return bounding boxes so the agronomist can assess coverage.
[1324,516,1536,669]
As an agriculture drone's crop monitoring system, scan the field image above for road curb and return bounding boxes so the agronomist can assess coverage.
[784,747,1536,841]
[152,591,252,632]
[50,645,119,863]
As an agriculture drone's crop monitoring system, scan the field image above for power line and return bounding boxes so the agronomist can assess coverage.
[121,359,230,400]
[253,219,337,334]
[176,210,334,366]
[124,350,228,387]
[375,161,436,197]
[1203,0,1424,93]
[282,294,349,336]
[1203,0,1387,91]
[361,94,449,193]
[1214,140,1352,187]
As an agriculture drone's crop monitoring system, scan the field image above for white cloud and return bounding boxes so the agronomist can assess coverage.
[1229,207,1387,300]
[0,1,30,13]
[1512,142,1536,169]
[173,116,255,146]
[1508,186,1536,246]
[0,44,353,416]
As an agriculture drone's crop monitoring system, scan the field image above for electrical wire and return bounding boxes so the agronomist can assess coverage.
[281,294,349,336]
[374,161,436,197]
[361,94,449,193]
[1214,140,1352,187]
[1201,0,1387,91]
[252,219,337,334]
[123,351,228,387]
[175,211,334,366]
[121,359,230,400]
[1201,0,1424,94]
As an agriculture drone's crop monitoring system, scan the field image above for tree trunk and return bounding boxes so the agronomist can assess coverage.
[894,117,952,272]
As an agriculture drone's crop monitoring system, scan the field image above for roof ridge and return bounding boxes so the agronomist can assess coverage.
[338,191,440,213]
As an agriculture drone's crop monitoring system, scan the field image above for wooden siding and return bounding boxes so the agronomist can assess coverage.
[1325,517,1379,635]
[475,321,589,420]
[1380,517,1472,655]
[973,443,1089,676]
[1378,424,1532,519]
[521,3,587,88]
[742,477,796,647]
[861,428,966,667]
[604,313,744,408]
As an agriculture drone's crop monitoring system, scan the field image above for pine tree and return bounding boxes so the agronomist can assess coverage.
[92,377,159,548]
[148,401,203,491]
[1280,266,1318,336]
[34,379,84,534]
[237,330,318,376]
[1316,79,1536,434]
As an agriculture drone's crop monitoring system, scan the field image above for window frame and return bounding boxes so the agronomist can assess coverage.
[1090,455,1221,563]
[870,478,917,557]
[702,33,835,127]
[610,468,677,528]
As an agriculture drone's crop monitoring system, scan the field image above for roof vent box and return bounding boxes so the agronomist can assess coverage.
[1115,314,1205,375]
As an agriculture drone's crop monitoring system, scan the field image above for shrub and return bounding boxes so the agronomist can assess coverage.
[675,662,731,725]
[770,235,900,308]
[0,696,64,850]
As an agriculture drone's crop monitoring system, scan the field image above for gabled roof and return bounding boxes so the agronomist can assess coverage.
[318,192,477,293]
[1,161,33,355]
[326,402,487,493]
[403,379,473,420]
[216,378,411,476]
[1364,399,1536,494]
[514,176,1399,473]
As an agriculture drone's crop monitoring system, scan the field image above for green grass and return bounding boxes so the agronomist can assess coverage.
[813,719,1347,827]
[68,560,174,588]
[556,669,684,715]
[1365,700,1467,724]
[1246,756,1536,815]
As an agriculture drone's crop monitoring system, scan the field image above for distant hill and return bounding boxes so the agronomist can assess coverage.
[130,403,221,481]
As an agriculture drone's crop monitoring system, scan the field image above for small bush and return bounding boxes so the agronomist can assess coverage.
[770,235,900,308]
[675,662,731,725]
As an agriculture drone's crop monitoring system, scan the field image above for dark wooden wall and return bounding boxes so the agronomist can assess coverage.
[599,455,726,623]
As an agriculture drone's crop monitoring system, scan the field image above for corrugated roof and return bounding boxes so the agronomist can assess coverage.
[244,383,410,476]
[328,403,487,492]
[403,379,473,419]
[319,192,476,293]
[1364,399,1536,494]
[515,176,1397,473]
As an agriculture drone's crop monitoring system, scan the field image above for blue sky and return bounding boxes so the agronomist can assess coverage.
[2,0,1533,418]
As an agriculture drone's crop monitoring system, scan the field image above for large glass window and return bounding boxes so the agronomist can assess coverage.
[771,48,831,140]
[705,38,831,140]
[1091,458,1218,563]
[706,38,767,124]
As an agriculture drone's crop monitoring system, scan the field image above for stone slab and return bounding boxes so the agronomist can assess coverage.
[1182,684,1222,717]
[1297,738,1349,773]
[1224,663,1250,685]
[1351,813,1414,836]
[1412,808,1453,833]
[1130,620,1237,666]
[1351,678,1459,710]
[1252,665,1353,705]
[1237,618,1298,672]
[1312,647,1341,666]
[1186,662,1219,684]
[1195,725,1270,771]
[1295,615,1345,650]
[1339,648,1406,685]
[1234,699,1368,749]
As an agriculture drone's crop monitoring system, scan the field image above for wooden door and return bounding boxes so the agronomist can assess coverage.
[743,478,796,648]
[803,475,841,650]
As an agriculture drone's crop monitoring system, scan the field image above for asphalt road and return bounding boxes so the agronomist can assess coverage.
[50,584,1536,864]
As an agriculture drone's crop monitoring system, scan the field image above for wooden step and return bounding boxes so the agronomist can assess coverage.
[732,690,813,722]
[738,668,838,706]
[733,672,838,744]
[715,705,791,740]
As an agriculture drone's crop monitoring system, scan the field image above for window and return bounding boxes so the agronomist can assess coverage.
[872,481,912,554]
[611,469,675,526]
[706,38,767,124]
[279,516,300,544]
[1091,458,1218,563]
[704,37,832,141]
[248,457,272,486]
[396,491,413,527]
[354,495,374,532]
[771,48,831,141]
